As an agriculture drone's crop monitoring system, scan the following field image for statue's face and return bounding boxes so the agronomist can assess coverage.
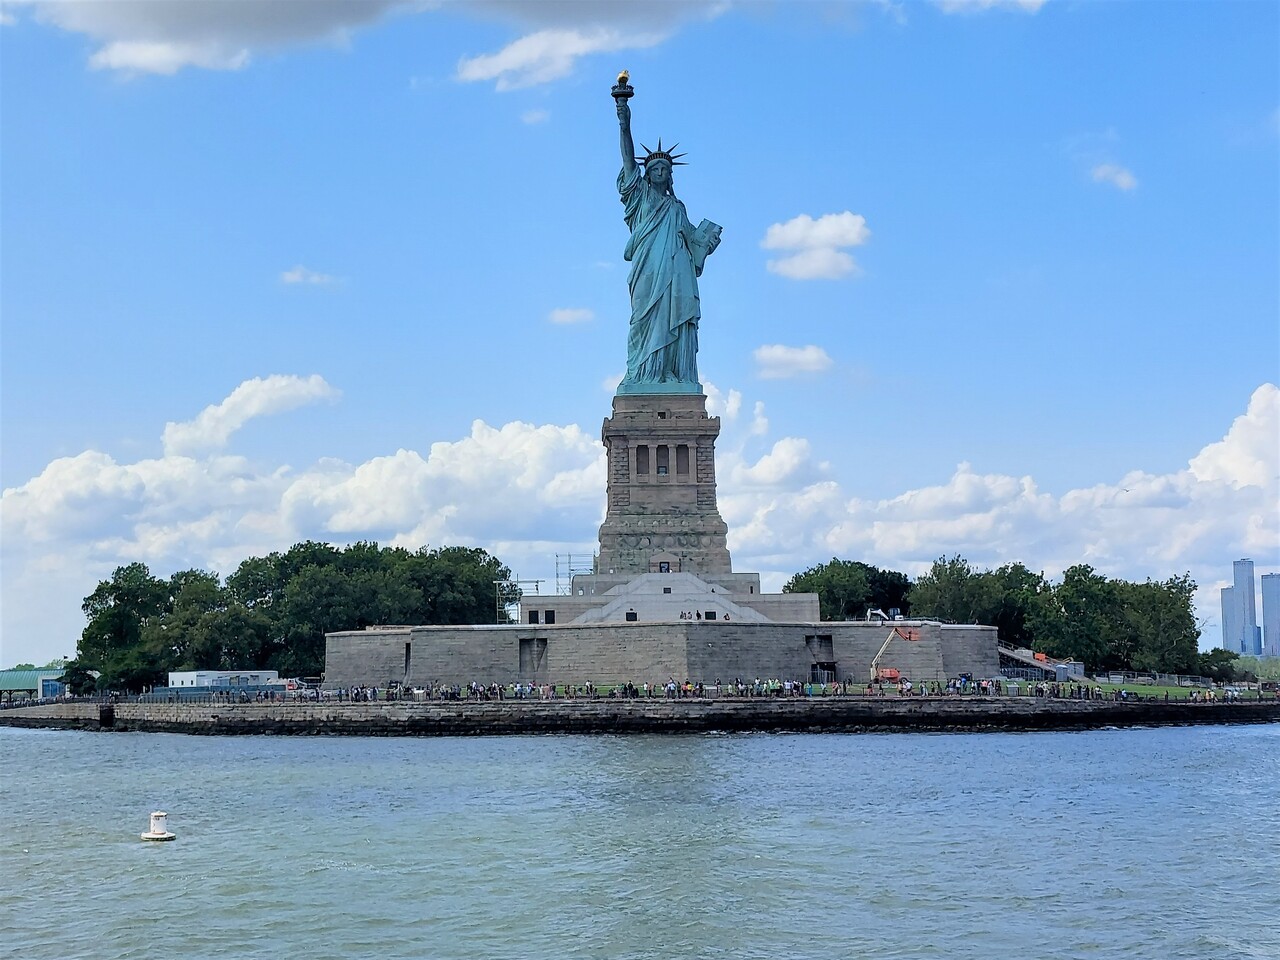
[646,161,672,187]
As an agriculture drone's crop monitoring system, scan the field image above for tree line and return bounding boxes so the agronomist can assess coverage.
[67,542,514,692]
[785,556,1233,679]
[65,545,1241,693]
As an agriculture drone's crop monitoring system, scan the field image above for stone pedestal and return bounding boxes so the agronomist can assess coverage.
[595,393,732,575]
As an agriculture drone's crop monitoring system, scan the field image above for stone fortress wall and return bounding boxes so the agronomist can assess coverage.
[325,618,998,690]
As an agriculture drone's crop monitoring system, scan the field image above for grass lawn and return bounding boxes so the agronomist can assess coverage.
[1083,680,1266,700]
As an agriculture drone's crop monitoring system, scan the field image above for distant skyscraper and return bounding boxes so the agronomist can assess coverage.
[1231,559,1261,656]
[1262,573,1280,659]
[1221,586,1238,653]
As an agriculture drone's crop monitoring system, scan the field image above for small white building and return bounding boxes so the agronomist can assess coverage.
[167,670,281,688]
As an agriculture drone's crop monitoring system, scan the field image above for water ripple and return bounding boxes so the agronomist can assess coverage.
[3,725,1277,959]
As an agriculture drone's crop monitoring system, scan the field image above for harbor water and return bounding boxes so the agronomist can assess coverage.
[3,724,1277,959]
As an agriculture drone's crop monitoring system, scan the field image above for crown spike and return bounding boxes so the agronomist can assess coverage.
[639,136,690,169]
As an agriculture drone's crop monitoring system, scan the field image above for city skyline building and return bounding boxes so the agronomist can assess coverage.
[1221,585,1237,653]
[1222,559,1263,656]
[1262,573,1280,659]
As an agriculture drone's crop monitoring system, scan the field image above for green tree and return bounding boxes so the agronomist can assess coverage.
[10,662,36,670]
[78,541,517,683]
[272,559,424,676]
[909,556,1001,625]
[784,559,870,620]
[275,565,359,676]
[55,660,99,696]
[79,563,170,690]
[396,545,515,625]
[142,569,227,670]
[187,605,275,671]
[225,553,290,611]
[865,564,912,617]
[1036,564,1126,673]
[1196,648,1240,683]
[784,559,911,621]
[226,542,341,615]
[1120,575,1200,674]
[985,562,1058,649]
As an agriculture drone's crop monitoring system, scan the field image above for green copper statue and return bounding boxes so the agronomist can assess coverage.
[613,72,722,395]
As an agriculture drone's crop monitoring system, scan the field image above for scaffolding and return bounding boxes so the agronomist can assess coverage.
[555,553,595,596]
[493,577,544,624]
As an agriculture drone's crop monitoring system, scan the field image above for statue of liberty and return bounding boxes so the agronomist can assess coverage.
[613,73,722,395]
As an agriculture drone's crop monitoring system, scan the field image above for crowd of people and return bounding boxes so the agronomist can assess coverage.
[14,678,1269,707]
[303,676,1173,702]
[311,675,1264,705]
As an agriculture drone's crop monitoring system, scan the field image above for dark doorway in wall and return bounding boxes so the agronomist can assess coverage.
[810,663,837,684]
[519,637,548,678]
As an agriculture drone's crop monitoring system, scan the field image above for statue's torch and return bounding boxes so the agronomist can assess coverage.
[611,70,634,101]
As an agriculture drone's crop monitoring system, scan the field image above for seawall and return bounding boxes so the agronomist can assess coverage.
[2,698,1279,736]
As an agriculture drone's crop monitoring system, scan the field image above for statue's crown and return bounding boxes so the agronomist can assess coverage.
[638,138,687,167]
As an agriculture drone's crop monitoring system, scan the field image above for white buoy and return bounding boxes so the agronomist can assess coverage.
[140,810,176,842]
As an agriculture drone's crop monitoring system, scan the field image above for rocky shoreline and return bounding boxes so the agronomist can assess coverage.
[3,697,1279,736]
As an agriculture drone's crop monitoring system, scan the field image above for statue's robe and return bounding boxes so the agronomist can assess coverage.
[618,166,713,389]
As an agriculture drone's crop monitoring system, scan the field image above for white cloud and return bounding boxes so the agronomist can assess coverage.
[1066,132,1138,193]
[703,381,742,422]
[3,375,1276,666]
[19,0,402,74]
[767,248,858,281]
[750,400,769,436]
[456,0,730,84]
[732,437,818,487]
[762,212,870,280]
[868,1,909,26]
[935,0,1046,12]
[456,27,663,91]
[281,265,336,285]
[763,212,871,251]
[1188,383,1278,489]
[521,108,550,125]
[161,374,339,457]
[17,0,724,80]
[720,384,1279,639]
[548,307,594,324]
[1091,163,1138,191]
[88,40,250,74]
[754,344,834,379]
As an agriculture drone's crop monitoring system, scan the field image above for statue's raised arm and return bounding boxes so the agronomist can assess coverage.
[617,99,636,179]
[613,71,637,178]
[610,71,721,396]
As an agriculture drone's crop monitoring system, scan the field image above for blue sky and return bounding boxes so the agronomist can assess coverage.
[2,0,1277,667]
